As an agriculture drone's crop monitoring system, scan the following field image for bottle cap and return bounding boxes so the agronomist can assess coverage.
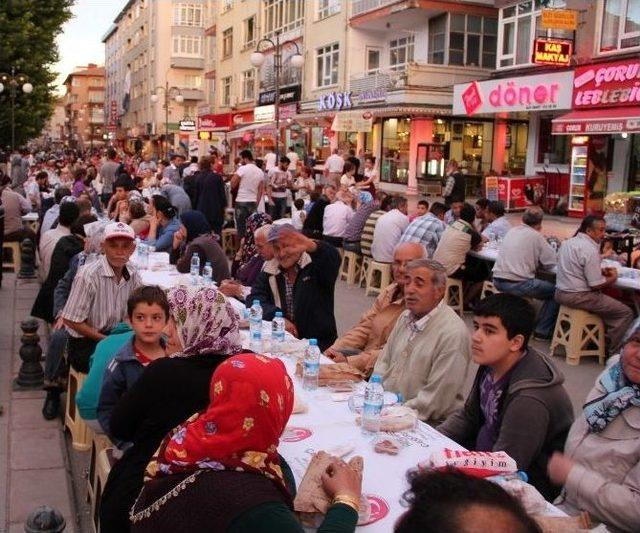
[308,338,318,346]
[370,374,382,383]
[205,261,211,266]
[275,311,283,318]
[252,299,260,305]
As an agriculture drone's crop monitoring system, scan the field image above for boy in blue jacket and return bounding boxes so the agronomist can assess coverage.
[97,285,168,440]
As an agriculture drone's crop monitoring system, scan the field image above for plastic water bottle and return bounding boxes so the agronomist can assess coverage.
[139,241,149,269]
[271,312,285,355]
[361,374,384,436]
[202,261,213,285]
[302,339,321,391]
[135,237,141,262]
[248,300,263,349]
[190,254,200,285]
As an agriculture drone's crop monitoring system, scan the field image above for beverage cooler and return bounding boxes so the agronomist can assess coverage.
[568,136,607,218]
[416,143,447,196]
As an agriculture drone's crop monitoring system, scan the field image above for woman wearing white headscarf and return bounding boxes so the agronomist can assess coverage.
[100,286,245,533]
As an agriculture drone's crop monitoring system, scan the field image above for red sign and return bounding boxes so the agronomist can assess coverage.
[198,113,232,132]
[552,117,640,134]
[461,81,482,115]
[533,38,572,66]
[572,58,640,109]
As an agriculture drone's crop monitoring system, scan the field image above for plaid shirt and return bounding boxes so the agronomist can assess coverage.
[400,213,446,257]
[343,201,379,242]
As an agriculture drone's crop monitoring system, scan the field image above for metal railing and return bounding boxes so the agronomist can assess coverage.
[351,0,398,17]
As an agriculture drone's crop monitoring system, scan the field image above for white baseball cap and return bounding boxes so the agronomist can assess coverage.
[103,222,135,241]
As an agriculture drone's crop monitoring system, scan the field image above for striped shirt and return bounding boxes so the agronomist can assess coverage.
[400,213,446,257]
[360,209,385,258]
[61,255,142,338]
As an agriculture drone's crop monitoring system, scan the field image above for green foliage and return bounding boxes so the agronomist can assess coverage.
[0,0,73,148]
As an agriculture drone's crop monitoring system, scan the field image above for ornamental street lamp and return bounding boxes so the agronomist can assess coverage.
[0,67,34,149]
[250,31,303,157]
[150,82,184,156]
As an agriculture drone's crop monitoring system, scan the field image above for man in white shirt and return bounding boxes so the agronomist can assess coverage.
[371,196,409,263]
[482,201,512,242]
[27,171,49,210]
[267,156,291,220]
[323,148,345,188]
[286,146,299,175]
[492,207,559,340]
[39,201,80,279]
[231,149,265,237]
[322,190,354,248]
[264,148,277,172]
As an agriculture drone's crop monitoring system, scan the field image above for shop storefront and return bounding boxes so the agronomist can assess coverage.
[551,57,640,217]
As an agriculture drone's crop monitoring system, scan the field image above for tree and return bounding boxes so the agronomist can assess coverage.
[0,0,73,148]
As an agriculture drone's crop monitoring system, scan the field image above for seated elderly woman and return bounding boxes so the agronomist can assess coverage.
[547,323,640,532]
[145,194,180,253]
[99,286,244,533]
[130,353,361,533]
[171,210,229,284]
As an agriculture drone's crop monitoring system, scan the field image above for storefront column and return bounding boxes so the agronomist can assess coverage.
[356,132,366,155]
[493,120,507,174]
[408,118,433,195]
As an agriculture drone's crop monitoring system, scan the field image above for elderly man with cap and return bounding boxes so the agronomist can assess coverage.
[248,224,341,350]
[60,221,142,374]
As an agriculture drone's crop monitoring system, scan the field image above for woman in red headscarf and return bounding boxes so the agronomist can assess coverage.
[130,353,361,532]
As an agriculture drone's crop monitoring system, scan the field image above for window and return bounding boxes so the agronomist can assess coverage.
[242,69,255,101]
[498,0,567,69]
[263,0,305,39]
[317,0,340,20]
[172,35,203,57]
[222,27,233,58]
[184,75,202,89]
[243,16,256,47]
[537,116,569,165]
[428,14,496,68]
[221,76,232,106]
[222,0,233,12]
[316,42,339,87]
[600,0,640,53]
[184,104,197,118]
[366,47,380,74]
[173,3,203,27]
[389,35,414,69]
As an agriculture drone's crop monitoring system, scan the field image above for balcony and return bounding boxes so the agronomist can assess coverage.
[180,88,205,101]
[352,0,397,16]
[351,0,496,25]
[170,56,205,69]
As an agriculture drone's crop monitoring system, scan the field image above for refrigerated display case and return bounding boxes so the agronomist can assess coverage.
[568,136,607,218]
[569,140,588,215]
[416,143,447,196]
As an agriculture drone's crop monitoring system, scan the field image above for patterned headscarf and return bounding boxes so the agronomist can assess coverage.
[146,354,294,496]
[166,286,242,358]
[239,212,272,266]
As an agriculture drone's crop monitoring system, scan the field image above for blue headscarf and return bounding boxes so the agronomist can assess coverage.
[180,210,212,243]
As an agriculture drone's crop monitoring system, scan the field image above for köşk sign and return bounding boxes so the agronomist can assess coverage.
[572,58,640,109]
[533,38,572,66]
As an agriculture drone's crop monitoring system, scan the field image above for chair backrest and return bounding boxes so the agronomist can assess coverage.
[360,210,383,258]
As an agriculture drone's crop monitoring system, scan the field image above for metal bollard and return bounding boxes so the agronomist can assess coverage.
[18,237,37,279]
[24,505,66,532]
[14,317,44,389]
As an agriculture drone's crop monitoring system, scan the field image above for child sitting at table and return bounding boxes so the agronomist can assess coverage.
[291,198,306,230]
[97,285,168,441]
[409,200,429,222]
[438,293,574,500]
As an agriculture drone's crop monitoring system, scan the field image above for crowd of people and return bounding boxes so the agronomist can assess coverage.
[1,143,639,532]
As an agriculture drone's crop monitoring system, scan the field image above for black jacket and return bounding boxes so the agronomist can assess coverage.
[444,171,466,204]
[194,170,227,234]
[437,348,574,500]
[302,196,330,239]
[248,241,340,351]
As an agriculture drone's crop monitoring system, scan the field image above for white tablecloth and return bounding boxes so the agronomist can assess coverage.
[21,212,39,222]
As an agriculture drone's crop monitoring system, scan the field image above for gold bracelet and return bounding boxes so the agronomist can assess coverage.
[332,494,360,513]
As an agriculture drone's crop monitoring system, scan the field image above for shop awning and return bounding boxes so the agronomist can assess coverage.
[226,123,277,140]
[294,105,451,124]
[552,108,640,135]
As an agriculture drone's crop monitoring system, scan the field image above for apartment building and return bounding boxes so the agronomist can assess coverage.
[39,98,66,146]
[62,63,106,150]
[103,0,207,147]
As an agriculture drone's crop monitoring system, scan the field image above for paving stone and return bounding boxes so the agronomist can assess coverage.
[10,399,57,430]
[8,468,73,525]
[10,428,64,470]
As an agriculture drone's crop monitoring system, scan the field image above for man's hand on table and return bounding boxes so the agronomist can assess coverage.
[219,279,245,299]
[325,346,347,363]
[284,318,298,338]
[547,452,576,486]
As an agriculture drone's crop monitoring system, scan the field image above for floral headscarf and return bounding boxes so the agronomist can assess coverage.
[166,286,242,358]
[146,353,294,495]
[239,212,272,266]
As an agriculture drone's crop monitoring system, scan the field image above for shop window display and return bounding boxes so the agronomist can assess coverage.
[381,118,410,184]
[537,117,569,165]
[505,122,528,173]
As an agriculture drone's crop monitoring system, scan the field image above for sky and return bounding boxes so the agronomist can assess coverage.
[54,0,125,95]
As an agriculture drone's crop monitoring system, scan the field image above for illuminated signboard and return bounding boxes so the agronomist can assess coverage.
[533,38,573,66]
[572,58,640,109]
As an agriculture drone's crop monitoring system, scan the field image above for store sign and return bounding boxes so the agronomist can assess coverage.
[198,113,232,131]
[540,8,578,30]
[179,119,196,132]
[331,111,372,132]
[254,105,275,123]
[552,117,640,134]
[318,91,353,111]
[356,87,387,104]
[572,59,640,109]
[533,38,573,66]
[257,84,301,106]
[453,71,574,115]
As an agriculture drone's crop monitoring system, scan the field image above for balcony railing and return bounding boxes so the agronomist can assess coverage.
[349,67,407,93]
[351,0,397,17]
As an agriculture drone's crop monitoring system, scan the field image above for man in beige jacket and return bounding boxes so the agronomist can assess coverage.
[373,258,471,423]
[325,242,426,375]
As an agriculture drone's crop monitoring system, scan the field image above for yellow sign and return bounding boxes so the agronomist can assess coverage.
[541,8,578,30]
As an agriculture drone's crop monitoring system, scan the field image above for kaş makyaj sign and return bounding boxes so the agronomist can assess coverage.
[533,38,572,66]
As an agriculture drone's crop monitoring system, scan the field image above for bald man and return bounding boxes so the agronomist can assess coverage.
[325,242,427,375]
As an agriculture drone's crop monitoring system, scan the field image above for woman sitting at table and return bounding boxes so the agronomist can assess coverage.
[547,323,640,532]
[232,211,272,283]
[145,194,180,253]
[99,286,243,533]
[128,199,151,239]
[171,210,230,283]
[130,353,361,533]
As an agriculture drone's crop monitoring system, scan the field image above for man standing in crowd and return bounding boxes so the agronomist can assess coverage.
[442,159,465,207]
[231,150,265,238]
[323,148,344,188]
[99,148,120,206]
[371,196,409,263]
[325,242,427,375]
[286,145,299,175]
[267,156,291,220]
[263,147,277,172]
[400,201,447,257]
[492,206,559,340]
[249,225,341,351]
[163,154,184,186]
[482,201,512,241]
[373,259,471,423]
[555,215,634,353]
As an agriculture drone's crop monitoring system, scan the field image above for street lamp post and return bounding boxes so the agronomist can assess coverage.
[250,31,304,158]
[0,67,34,149]
[150,82,184,157]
